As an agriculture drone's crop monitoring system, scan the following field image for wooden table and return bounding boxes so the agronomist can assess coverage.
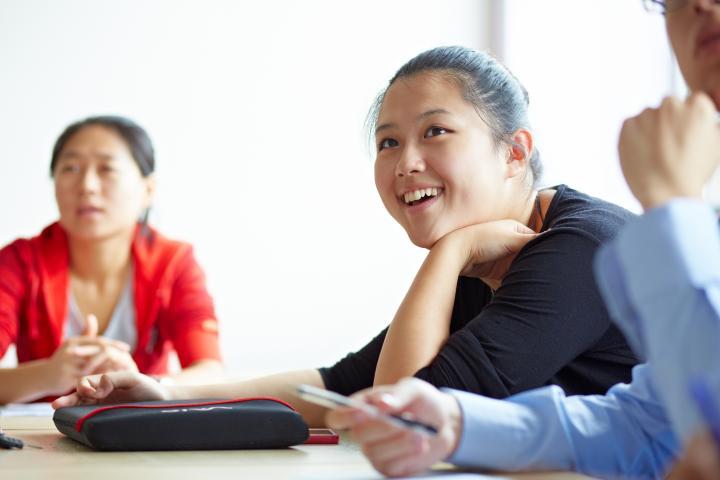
[1,415,594,480]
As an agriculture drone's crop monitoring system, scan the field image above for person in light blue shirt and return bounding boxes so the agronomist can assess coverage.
[326,0,720,478]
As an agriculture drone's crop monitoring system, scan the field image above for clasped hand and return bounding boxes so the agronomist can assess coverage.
[437,220,538,288]
[47,314,138,395]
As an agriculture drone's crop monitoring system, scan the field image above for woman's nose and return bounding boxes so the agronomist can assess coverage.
[395,145,426,177]
[690,0,720,13]
[79,167,101,192]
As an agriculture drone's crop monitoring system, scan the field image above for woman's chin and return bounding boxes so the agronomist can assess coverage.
[406,230,444,250]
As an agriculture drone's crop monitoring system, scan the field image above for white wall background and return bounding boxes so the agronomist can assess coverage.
[500,0,679,208]
[0,0,678,377]
[0,0,492,376]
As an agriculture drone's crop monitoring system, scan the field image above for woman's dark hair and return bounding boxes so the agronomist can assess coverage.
[368,46,543,185]
[50,115,155,177]
[50,115,156,234]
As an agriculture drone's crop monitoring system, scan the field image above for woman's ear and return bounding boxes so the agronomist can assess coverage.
[506,129,534,179]
[143,174,157,209]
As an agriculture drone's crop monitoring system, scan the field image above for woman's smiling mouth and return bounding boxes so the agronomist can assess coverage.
[401,187,443,206]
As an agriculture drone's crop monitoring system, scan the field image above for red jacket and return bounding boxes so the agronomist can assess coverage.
[0,223,221,375]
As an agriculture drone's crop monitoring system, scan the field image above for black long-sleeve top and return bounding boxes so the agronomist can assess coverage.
[319,185,639,398]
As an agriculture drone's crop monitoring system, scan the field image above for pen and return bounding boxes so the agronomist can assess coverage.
[688,377,720,453]
[296,384,438,436]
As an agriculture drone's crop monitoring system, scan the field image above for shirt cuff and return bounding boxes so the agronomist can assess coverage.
[441,387,570,470]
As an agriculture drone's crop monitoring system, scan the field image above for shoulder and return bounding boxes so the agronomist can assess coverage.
[541,184,637,245]
[132,226,198,277]
[0,223,65,267]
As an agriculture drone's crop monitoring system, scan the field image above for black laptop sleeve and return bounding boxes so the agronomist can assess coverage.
[53,397,309,451]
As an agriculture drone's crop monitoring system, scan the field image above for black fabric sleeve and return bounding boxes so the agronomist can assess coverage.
[414,228,615,398]
[318,328,387,395]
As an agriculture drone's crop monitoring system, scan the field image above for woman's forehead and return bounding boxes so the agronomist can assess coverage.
[61,126,130,155]
[379,73,469,120]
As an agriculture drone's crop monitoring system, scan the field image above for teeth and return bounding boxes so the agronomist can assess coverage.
[403,188,441,205]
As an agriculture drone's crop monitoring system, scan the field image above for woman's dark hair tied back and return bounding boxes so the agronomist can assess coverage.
[50,115,156,241]
[50,115,155,177]
[369,45,543,185]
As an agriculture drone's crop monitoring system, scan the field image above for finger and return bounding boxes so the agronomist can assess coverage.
[687,91,716,112]
[364,378,425,414]
[660,96,682,112]
[710,88,720,113]
[72,336,131,352]
[83,314,98,337]
[93,371,144,398]
[82,351,110,376]
[52,392,81,409]
[326,407,369,430]
[69,344,102,357]
[381,446,435,479]
[75,373,112,398]
[363,429,424,464]
[108,346,139,370]
[101,338,131,352]
[352,417,407,445]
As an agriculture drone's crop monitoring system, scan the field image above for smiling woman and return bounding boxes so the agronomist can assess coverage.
[321,46,640,395]
[0,116,224,404]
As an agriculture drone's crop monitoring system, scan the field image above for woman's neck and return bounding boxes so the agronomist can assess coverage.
[523,188,555,233]
[68,230,134,284]
[510,189,541,233]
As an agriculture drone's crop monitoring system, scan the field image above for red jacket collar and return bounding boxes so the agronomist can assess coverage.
[37,223,69,341]
[37,222,158,346]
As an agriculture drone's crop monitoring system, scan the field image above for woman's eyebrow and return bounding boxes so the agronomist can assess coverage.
[418,108,451,120]
[57,151,81,160]
[58,151,115,162]
[375,108,452,135]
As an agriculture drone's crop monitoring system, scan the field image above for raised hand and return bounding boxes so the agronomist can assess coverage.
[619,92,720,210]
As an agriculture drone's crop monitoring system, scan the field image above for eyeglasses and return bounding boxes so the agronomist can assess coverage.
[643,0,687,14]
[644,0,720,14]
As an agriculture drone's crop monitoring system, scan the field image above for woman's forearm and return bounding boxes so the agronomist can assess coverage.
[167,359,225,385]
[0,360,54,404]
[375,239,466,386]
[169,368,330,426]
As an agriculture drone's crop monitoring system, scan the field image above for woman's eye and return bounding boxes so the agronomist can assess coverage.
[378,138,399,151]
[60,165,79,174]
[425,126,448,138]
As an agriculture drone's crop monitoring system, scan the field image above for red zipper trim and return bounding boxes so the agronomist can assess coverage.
[75,397,296,432]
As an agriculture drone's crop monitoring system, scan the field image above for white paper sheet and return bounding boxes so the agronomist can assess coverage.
[0,402,54,417]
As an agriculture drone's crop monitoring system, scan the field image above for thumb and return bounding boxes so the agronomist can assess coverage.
[83,314,98,337]
[369,378,425,414]
[515,222,538,235]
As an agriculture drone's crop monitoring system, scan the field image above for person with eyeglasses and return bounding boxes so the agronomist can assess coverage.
[326,0,720,478]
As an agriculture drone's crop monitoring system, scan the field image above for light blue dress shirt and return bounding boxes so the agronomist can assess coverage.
[445,199,720,479]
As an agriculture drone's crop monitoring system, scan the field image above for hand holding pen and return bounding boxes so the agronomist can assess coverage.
[297,383,438,436]
[321,378,463,478]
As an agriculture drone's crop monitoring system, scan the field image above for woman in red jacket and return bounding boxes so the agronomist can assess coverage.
[0,116,223,403]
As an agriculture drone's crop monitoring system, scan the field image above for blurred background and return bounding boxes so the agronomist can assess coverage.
[0,0,677,377]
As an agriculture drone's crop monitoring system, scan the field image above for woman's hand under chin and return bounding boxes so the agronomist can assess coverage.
[436,220,539,288]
